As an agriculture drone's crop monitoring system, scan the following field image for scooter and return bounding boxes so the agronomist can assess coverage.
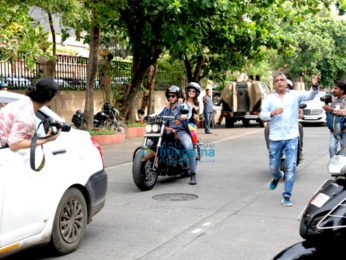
[273,123,346,259]
[72,101,128,136]
[132,109,200,191]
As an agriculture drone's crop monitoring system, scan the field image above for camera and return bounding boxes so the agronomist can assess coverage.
[320,94,332,105]
[43,117,71,135]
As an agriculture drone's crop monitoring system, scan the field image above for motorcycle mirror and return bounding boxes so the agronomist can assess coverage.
[181,109,189,114]
[333,124,344,148]
[341,165,346,176]
[138,109,145,115]
[299,103,307,109]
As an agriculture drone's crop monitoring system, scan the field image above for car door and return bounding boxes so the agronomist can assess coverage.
[0,113,53,248]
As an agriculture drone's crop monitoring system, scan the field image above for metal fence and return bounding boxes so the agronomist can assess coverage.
[0,55,185,90]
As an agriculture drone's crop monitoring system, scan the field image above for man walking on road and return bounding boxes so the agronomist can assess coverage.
[260,72,319,206]
[203,87,213,134]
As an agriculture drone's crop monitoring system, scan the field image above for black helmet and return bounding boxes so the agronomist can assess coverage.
[103,101,112,111]
[165,85,181,99]
[186,82,201,98]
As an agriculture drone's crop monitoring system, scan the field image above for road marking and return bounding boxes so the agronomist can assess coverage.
[212,129,263,144]
[202,222,211,226]
[191,228,202,234]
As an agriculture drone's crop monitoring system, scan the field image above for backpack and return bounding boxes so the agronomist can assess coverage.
[327,111,344,131]
[327,98,346,132]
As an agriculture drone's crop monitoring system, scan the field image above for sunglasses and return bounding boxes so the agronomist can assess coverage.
[168,94,177,98]
[188,89,196,93]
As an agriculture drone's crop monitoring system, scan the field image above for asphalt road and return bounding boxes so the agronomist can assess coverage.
[12,124,332,260]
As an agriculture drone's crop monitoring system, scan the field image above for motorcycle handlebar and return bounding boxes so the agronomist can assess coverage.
[144,115,181,122]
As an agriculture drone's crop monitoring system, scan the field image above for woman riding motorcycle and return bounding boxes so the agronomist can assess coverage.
[185,82,201,159]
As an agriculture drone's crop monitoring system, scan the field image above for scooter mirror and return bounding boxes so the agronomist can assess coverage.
[333,124,344,148]
[138,109,145,115]
[341,165,346,176]
[299,103,307,109]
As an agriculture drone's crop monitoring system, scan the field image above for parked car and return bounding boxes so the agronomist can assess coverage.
[0,91,107,257]
[3,76,32,87]
[299,91,327,125]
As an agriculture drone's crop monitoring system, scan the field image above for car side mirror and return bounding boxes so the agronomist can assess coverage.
[138,109,145,115]
[299,103,307,109]
[181,109,189,115]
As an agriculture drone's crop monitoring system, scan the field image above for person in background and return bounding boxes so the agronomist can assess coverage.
[0,82,8,91]
[322,80,346,158]
[0,77,60,150]
[203,87,213,134]
[260,72,319,207]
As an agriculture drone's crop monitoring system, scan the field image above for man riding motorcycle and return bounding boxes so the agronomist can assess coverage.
[155,85,197,185]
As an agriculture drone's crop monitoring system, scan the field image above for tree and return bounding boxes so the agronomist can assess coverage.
[272,12,346,87]
[28,0,81,77]
[168,0,344,85]
[0,0,49,67]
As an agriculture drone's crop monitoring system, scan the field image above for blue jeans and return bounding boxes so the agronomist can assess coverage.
[329,131,346,158]
[177,131,196,173]
[204,112,212,133]
[269,137,298,199]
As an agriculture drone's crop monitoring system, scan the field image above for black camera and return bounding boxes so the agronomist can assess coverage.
[320,94,332,105]
[43,117,71,135]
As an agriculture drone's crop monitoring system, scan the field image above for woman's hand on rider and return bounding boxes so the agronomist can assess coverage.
[180,115,188,121]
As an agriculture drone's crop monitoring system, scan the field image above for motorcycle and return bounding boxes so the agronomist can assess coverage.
[132,109,200,191]
[264,103,307,174]
[72,101,128,136]
[273,123,346,259]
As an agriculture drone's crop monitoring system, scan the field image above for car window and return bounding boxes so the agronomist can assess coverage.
[35,111,48,138]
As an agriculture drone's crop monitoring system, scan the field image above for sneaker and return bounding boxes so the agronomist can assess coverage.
[269,171,283,190]
[281,197,292,207]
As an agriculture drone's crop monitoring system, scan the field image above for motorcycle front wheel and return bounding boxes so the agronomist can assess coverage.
[132,150,157,191]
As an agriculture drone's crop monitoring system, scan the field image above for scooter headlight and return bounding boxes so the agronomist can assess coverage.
[152,124,160,133]
[145,124,152,133]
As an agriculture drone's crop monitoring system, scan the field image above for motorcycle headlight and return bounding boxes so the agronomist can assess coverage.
[145,124,152,133]
[152,124,160,133]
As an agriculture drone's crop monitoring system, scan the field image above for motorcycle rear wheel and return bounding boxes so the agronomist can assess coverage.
[132,150,157,191]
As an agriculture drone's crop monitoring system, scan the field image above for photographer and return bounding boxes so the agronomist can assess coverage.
[322,81,346,158]
[0,77,60,151]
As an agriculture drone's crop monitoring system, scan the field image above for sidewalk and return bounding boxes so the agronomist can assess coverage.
[100,125,263,168]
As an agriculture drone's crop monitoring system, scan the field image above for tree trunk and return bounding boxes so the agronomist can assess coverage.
[81,8,100,130]
[99,57,111,102]
[141,63,158,114]
[148,63,158,114]
[47,10,56,77]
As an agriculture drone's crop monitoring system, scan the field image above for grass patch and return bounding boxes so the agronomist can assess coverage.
[127,122,146,127]
[87,129,118,136]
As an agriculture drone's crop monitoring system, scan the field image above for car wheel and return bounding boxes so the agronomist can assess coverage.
[225,115,234,128]
[51,188,87,255]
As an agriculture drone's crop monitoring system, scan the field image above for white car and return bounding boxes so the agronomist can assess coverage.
[299,91,327,125]
[0,91,107,257]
